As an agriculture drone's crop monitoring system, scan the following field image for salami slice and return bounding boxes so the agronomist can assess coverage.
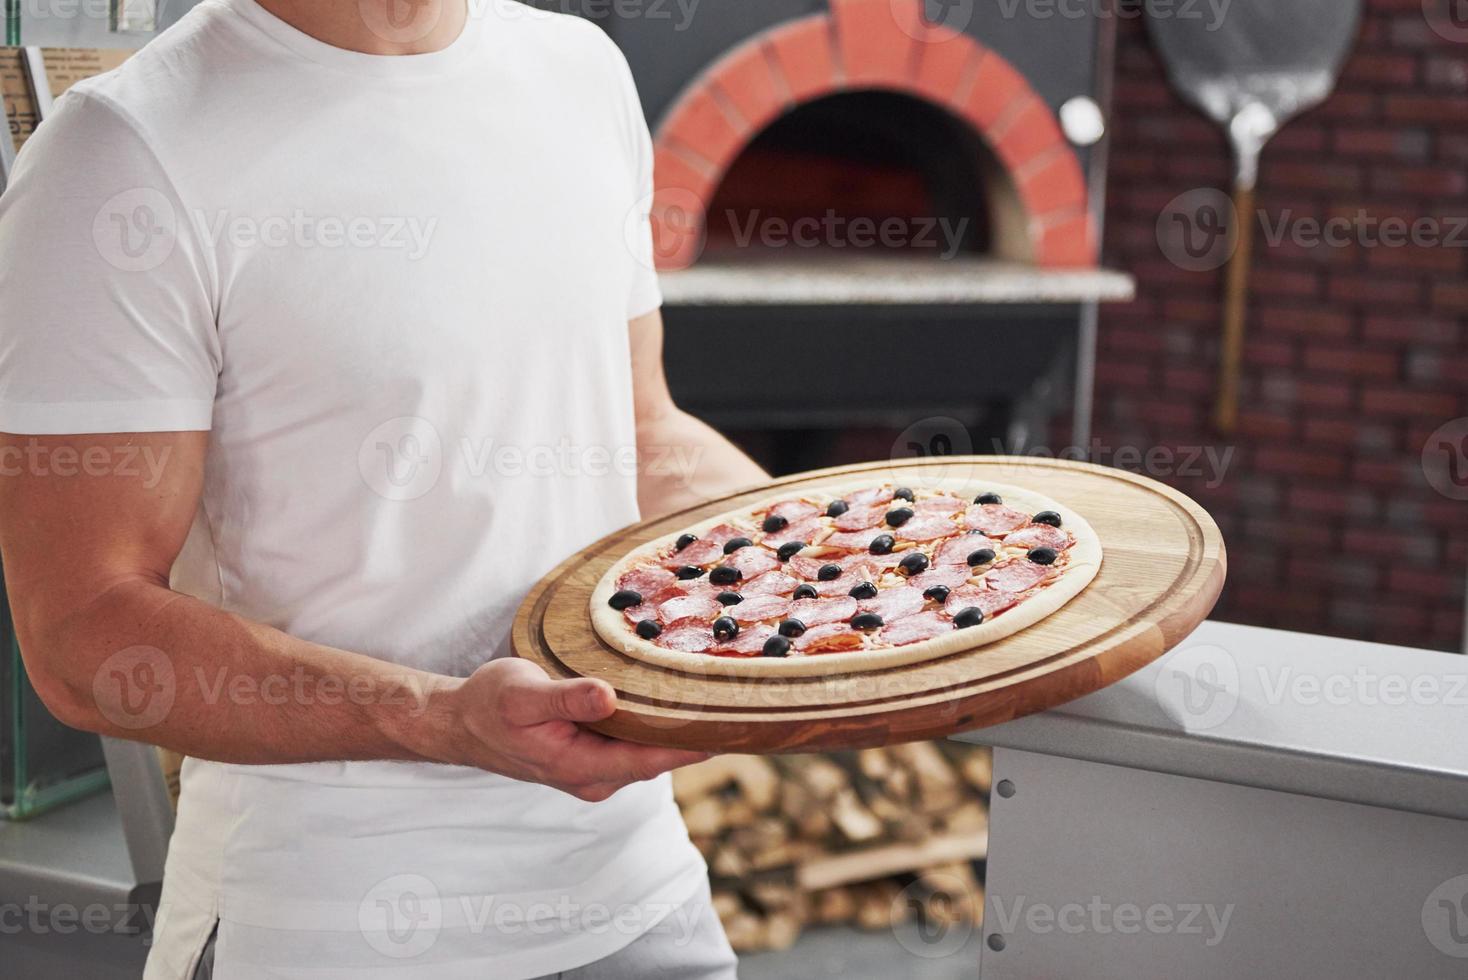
[832,504,887,531]
[743,571,801,596]
[656,623,715,653]
[895,515,963,542]
[934,534,1002,566]
[944,586,1022,619]
[858,586,926,624]
[905,565,973,593]
[847,487,894,508]
[715,623,776,657]
[875,611,952,646]
[1003,525,1073,552]
[730,594,792,624]
[726,547,780,581]
[788,596,859,627]
[823,528,888,552]
[981,560,1055,594]
[964,504,1032,535]
[764,516,826,547]
[916,496,965,516]
[767,499,821,524]
[702,523,750,546]
[623,603,657,625]
[656,593,722,625]
[617,565,676,597]
[795,622,866,653]
[659,538,725,569]
[816,566,878,598]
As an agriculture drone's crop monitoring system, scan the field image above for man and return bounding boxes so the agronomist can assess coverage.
[0,0,764,976]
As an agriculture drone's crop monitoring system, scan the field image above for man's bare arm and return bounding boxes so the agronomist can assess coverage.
[629,310,769,520]
[0,431,704,801]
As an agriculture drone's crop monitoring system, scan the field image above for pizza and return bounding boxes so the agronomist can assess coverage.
[590,478,1101,676]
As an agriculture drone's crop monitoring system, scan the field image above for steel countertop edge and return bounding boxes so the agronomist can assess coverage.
[954,621,1468,822]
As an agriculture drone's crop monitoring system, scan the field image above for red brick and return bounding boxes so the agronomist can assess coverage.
[1361,387,1459,417]
[1017,149,1088,218]
[1253,448,1347,480]
[1302,345,1400,378]
[709,39,790,134]
[962,52,1030,131]
[1383,94,1468,123]
[767,16,838,103]
[831,0,919,87]
[910,31,984,108]
[657,87,748,175]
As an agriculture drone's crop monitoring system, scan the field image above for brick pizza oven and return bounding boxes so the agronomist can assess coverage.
[593,0,1130,469]
[636,0,1096,270]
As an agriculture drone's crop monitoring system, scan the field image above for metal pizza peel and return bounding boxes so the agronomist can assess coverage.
[1147,0,1361,433]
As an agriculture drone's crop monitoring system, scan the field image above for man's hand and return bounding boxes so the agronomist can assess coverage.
[450,658,708,802]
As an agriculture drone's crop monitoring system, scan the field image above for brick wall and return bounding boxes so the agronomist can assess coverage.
[1098,0,1468,651]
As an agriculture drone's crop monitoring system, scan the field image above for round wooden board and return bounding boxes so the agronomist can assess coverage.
[512,457,1226,753]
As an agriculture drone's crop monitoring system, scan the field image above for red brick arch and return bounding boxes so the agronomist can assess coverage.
[649,0,1095,270]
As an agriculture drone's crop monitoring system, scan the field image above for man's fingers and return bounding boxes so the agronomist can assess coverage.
[557,727,710,787]
[500,672,617,726]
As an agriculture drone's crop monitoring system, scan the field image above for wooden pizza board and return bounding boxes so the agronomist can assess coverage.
[512,456,1226,753]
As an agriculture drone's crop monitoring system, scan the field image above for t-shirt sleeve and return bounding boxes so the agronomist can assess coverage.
[605,39,664,321]
[0,89,220,435]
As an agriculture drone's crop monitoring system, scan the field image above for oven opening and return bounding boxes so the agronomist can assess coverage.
[701,90,1027,264]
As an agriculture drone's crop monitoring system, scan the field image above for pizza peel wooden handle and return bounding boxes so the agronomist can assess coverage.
[1213,182,1256,435]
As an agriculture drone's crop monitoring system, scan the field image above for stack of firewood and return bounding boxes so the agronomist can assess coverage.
[673,743,991,952]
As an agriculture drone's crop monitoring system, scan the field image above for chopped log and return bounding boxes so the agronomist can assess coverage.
[672,755,780,811]
[797,831,987,892]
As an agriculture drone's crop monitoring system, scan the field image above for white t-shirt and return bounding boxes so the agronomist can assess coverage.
[0,1,707,977]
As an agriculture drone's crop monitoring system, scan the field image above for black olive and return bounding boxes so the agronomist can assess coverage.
[710,566,743,586]
[869,534,896,555]
[894,487,914,502]
[848,581,878,600]
[1032,511,1063,528]
[975,492,1003,505]
[778,619,808,638]
[609,589,643,611]
[676,565,705,581]
[635,619,663,640]
[777,541,805,562]
[923,585,951,603]
[793,584,819,600]
[886,507,915,528]
[762,514,789,534]
[826,499,850,518]
[953,606,985,629]
[851,612,884,631]
[898,552,930,577]
[1029,547,1058,566]
[676,533,698,551]
[966,548,996,568]
[716,591,744,606]
[713,616,739,641]
[723,537,754,554]
[762,635,792,658]
[817,564,843,581]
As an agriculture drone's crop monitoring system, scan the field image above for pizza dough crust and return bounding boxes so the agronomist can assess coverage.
[590,476,1102,677]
